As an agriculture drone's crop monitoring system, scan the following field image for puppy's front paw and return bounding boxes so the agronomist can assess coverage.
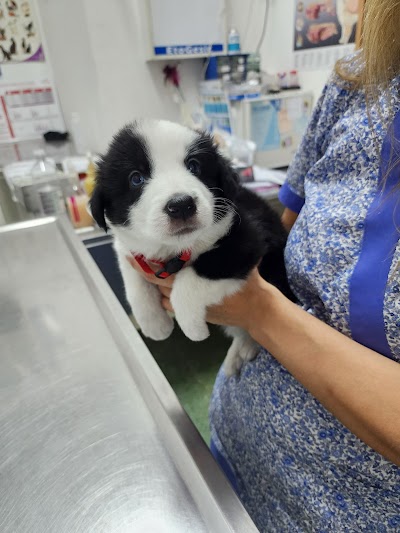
[139,313,174,341]
[170,266,240,342]
[178,319,210,342]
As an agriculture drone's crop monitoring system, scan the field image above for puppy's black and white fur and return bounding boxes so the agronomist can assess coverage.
[91,120,293,375]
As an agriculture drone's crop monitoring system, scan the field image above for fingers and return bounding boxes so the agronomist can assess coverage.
[161,297,174,312]
[159,286,173,311]
[159,286,172,298]
[126,255,175,288]
[126,255,174,311]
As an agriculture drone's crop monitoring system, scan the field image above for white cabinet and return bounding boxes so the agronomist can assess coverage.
[147,0,226,60]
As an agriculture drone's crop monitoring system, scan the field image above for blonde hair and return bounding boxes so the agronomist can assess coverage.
[336,1,400,191]
[335,0,400,90]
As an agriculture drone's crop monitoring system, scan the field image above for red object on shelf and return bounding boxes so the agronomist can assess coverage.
[163,65,180,88]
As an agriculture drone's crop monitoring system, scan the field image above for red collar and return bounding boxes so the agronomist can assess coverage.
[133,250,191,279]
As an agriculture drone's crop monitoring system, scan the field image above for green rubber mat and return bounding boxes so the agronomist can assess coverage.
[141,324,229,444]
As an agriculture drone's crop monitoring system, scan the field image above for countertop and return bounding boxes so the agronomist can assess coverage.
[0,217,257,533]
[0,138,74,168]
[0,138,74,226]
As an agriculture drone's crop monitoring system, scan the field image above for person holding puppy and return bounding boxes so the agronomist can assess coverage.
[129,0,400,529]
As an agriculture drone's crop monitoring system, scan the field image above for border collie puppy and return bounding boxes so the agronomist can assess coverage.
[90,120,293,375]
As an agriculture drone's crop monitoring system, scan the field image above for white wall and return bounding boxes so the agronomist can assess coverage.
[36,0,331,153]
[37,0,203,152]
[37,0,100,149]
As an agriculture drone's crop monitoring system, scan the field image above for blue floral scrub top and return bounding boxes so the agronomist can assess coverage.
[209,61,400,532]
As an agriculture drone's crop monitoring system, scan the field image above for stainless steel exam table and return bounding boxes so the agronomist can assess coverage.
[0,217,257,532]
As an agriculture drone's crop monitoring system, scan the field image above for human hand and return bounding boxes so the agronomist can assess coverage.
[127,255,269,332]
[126,255,176,289]
[305,1,335,20]
[306,22,338,43]
[305,3,323,20]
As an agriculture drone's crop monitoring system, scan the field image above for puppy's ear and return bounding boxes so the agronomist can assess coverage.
[89,187,108,232]
[219,155,240,200]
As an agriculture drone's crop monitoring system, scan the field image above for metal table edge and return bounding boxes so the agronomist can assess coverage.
[6,216,257,533]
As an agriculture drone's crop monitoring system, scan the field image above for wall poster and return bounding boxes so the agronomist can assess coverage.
[0,0,44,63]
[0,85,64,142]
[293,0,359,70]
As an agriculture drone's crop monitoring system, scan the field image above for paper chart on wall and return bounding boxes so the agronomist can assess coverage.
[0,84,65,143]
[0,0,44,64]
[0,95,10,140]
[293,0,359,70]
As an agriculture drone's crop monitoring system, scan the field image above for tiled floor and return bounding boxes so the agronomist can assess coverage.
[141,324,229,443]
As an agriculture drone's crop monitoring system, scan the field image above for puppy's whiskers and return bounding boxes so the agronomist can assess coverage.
[214,197,241,225]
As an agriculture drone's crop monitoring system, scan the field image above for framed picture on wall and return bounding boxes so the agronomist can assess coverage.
[293,0,364,70]
[0,0,44,63]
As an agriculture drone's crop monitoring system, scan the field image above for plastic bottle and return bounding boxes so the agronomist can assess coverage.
[31,149,56,178]
[247,53,261,82]
[289,70,300,89]
[38,185,62,215]
[227,28,241,55]
[66,181,93,229]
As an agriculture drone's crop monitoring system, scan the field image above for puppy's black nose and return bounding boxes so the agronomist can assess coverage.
[165,195,197,220]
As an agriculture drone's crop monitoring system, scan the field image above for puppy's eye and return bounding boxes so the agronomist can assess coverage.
[186,158,201,176]
[129,170,145,187]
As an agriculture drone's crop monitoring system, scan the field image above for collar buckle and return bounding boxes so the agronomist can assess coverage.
[134,250,192,279]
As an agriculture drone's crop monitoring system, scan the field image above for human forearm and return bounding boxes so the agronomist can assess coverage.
[127,256,400,466]
[247,281,400,466]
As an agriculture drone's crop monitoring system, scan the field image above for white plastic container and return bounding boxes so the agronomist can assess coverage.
[7,150,77,215]
[38,185,63,216]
